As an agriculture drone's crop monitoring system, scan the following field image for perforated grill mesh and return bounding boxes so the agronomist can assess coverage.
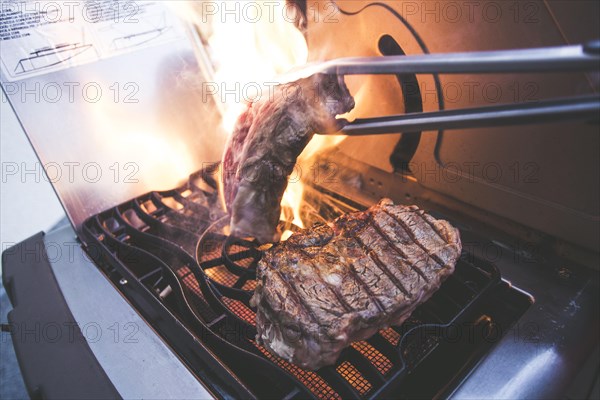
[222,298,256,325]
[380,327,402,346]
[197,235,223,261]
[254,343,341,400]
[241,280,258,291]
[351,341,393,375]
[178,268,200,295]
[204,265,238,286]
[336,361,372,395]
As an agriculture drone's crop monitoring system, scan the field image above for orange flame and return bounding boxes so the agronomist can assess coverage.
[170,1,346,233]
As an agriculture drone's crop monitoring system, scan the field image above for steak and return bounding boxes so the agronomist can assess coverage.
[250,199,462,370]
[222,73,355,244]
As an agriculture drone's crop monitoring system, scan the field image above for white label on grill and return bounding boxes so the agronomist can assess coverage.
[0,1,184,82]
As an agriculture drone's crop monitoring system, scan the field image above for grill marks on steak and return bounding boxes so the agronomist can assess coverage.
[251,199,462,370]
[222,74,355,244]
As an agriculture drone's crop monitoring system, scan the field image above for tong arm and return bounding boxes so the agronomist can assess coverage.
[334,95,599,135]
[281,41,600,82]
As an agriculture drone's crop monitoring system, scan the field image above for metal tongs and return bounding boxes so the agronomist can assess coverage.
[283,41,600,134]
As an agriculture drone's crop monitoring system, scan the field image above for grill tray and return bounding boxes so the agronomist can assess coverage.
[82,168,502,399]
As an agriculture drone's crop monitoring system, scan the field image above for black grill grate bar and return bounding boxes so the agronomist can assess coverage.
[201,251,258,270]
[233,275,249,289]
[366,333,403,367]
[138,267,163,283]
[123,214,259,333]
[318,366,362,400]
[210,281,253,305]
[156,190,213,219]
[85,224,303,399]
[149,193,212,234]
[344,347,386,387]
[222,236,262,275]
[129,200,200,256]
[188,167,220,194]
[93,216,188,300]
[441,274,477,303]
[206,314,228,329]
[222,249,260,270]
[117,223,190,271]
[115,207,226,322]
[174,197,212,217]
[169,185,210,204]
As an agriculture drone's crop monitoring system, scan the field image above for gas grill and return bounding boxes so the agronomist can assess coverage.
[78,167,532,399]
[1,1,599,399]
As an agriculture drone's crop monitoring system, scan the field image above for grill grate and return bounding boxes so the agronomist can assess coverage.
[351,342,393,375]
[337,361,373,395]
[379,328,401,346]
[81,167,508,399]
[255,343,341,400]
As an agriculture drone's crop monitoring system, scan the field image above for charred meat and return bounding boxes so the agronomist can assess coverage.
[222,73,355,243]
[250,199,462,370]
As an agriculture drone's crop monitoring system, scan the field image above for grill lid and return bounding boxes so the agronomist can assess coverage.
[0,2,225,232]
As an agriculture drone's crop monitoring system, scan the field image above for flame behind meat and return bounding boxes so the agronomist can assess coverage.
[170,1,352,234]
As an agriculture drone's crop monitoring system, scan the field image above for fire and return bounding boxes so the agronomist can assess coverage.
[170,1,344,234]
[209,13,308,132]
[170,1,308,131]
[282,177,305,228]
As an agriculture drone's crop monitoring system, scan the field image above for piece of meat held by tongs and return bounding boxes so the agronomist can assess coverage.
[222,73,355,243]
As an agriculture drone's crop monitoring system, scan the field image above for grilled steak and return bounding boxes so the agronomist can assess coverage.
[250,199,462,370]
[222,73,355,243]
